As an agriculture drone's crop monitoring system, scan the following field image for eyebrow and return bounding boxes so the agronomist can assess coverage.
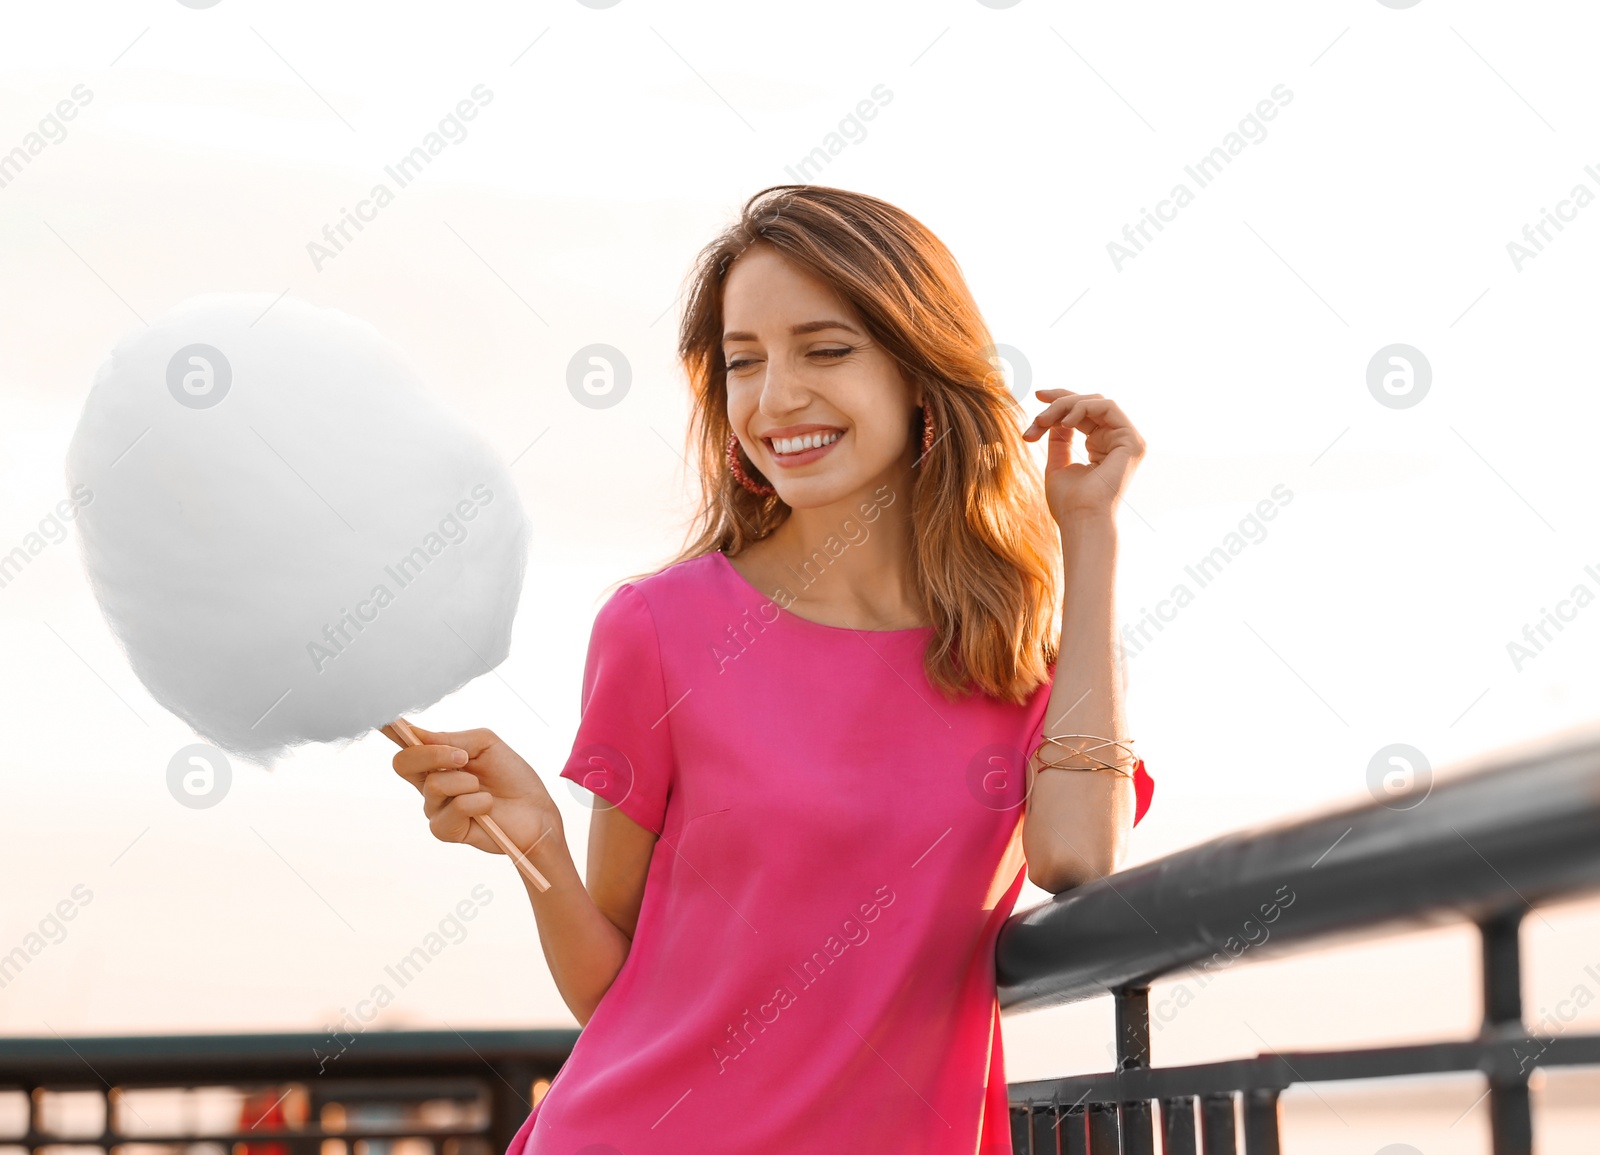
[722,320,862,344]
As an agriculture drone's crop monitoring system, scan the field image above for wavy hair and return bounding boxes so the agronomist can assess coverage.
[623,185,1061,705]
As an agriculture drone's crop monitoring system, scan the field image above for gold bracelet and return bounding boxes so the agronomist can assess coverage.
[1032,733,1138,778]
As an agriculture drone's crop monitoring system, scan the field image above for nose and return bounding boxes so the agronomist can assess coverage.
[756,355,809,421]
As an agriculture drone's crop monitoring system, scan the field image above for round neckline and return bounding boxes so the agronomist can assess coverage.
[712,550,934,636]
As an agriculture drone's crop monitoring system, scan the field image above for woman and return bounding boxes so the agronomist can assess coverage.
[392,185,1154,1154]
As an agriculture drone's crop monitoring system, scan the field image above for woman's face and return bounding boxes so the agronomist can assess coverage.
[721,244,921,508]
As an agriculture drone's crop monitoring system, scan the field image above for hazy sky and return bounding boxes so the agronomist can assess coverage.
[2,0,1598,1100]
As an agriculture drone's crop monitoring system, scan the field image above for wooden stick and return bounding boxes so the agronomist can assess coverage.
[383,717,552,892]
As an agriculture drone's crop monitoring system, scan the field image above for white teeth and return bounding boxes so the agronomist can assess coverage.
[771,431,841,455]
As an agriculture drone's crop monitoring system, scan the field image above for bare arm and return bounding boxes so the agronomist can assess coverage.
[1021,517,1137,892]
[1017,389,1147,894]
[393,724,656,1026]
[518,803,657,1025]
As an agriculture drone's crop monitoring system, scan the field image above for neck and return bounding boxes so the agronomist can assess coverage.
[763,464,922,628]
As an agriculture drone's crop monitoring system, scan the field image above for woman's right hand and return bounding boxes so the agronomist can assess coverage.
[390,724,564,861]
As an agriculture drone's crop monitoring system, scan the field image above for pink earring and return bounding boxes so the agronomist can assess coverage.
[726,432,776,496]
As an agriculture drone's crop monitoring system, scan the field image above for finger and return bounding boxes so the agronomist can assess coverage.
[423,784,494,823]
[429,793,496,845]
[393,743,470,790]
[1025,397,1103,441]
[1029,394,1104,428]
[408,724,499,758]
[1044,415,1075,472]
[1026,396,1125,440]
[422,769,483,804]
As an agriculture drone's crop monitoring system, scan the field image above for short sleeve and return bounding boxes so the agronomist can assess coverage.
[1024,677,1155,827]
[559,583,676,836]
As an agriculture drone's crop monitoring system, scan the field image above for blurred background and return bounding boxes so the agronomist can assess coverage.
[2,0,1598,1150]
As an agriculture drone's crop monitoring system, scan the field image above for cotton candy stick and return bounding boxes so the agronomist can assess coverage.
[383,716,552,891]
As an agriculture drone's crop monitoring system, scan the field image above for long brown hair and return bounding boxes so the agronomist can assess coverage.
[622,184,1061,705]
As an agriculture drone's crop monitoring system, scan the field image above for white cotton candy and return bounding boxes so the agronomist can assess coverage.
[65,294,531,764]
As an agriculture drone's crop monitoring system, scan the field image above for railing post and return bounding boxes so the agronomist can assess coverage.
[1198,1092,1235,1154]
[26,1086,41,1155]
[1086,1102,1120,1154]
[1062,1104,1088,1155]
[488,1061,536,1155]
[1114,985,1154,1155]
[1159,1096,1197,1155]
[1011,1105,1032,1153]
[1480,909,1532,1155]
[1114,985,1151,1069]
[1240,1088,1280,1155]
[1029,1103,1063,1155]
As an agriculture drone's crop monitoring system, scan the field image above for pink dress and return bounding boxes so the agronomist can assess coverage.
[512,551,1153,1154]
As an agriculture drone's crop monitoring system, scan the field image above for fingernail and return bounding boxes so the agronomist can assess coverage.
[452,749,467,765]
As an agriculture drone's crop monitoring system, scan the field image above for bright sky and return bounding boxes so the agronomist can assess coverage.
[2,0,1598,1108]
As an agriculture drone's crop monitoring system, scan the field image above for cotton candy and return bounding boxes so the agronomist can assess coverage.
[65,294,531,764]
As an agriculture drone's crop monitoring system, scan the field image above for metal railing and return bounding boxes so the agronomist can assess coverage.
[0,1029,578,1155]
[995,728,1600,1154]
[6,731,1597,1155]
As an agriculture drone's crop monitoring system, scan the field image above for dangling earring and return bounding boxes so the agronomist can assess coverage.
[726,431,776,496]
[918,405,935,461]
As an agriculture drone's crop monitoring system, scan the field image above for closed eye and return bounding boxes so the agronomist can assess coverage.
[726,347,853,373]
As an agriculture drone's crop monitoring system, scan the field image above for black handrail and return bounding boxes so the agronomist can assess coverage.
[997,728,1600,1010]
[994,726,1600,1154]
[0,1029,579,1155]
[0,1028,578,1082]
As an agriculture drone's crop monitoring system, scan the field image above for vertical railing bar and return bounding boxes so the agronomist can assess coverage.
[1240,1088,1280,1155]
[1114,985,1153,1155]
[27,1085,42,1155]
[1480,908,1532,1155]
[1063,1104,1088,1155]
[487,1063,536,1155]
[1198,1091,1236,1155]
[1029,1101,1061,1155]
[1086,1102,1119,1154]
[1011,1104,1032,1154]
[1159,1095,1197,1155]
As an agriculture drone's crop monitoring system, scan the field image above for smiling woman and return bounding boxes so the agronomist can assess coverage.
[393,184,1152,1155]
[673,186,1075,666]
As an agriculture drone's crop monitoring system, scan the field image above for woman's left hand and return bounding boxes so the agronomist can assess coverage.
[1022,389,1147,526]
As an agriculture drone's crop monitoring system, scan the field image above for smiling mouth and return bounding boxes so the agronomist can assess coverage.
[759,428,846,470]
[766,429,844,456]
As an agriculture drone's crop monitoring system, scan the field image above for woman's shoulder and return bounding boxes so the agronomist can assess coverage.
[598,551,728,624]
